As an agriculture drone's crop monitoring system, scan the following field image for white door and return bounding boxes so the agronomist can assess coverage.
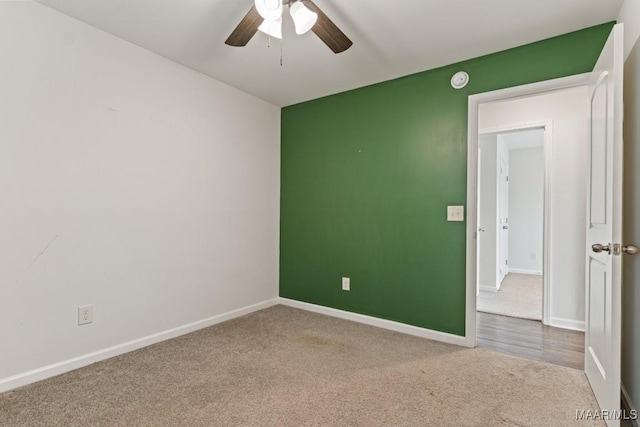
[477,147,482,295]
[498,153,509,284]
[585,23,623,426]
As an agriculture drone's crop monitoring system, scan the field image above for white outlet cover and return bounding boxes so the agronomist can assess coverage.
[342,277,350,291]
[78,305,94,325]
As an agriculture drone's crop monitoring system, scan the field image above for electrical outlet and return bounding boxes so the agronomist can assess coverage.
[342,277,350,291]
[78,305,93,325]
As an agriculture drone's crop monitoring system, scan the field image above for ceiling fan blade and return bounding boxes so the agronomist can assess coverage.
[225,5,263,47]
[303,0,352,53]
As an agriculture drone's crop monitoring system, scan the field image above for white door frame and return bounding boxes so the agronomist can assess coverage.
[465,73,590,347]
[478,121,552,323]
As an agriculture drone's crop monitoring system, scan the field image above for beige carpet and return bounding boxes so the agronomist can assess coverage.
[478,273,543,320]
[0,305,602,426]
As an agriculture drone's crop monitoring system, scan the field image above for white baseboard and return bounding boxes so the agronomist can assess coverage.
[508,268,542,275]
[479,285,500,292]
[549,316,585,332]
[278,297,468,347]
[0,298,279,393]
[621,384,639,427]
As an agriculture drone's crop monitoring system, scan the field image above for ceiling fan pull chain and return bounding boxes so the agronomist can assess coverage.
[280,38,283,66]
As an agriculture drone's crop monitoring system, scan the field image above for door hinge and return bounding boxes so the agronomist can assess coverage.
[505,259,508,265]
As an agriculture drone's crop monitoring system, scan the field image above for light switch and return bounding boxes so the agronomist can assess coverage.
[447,206,464,222]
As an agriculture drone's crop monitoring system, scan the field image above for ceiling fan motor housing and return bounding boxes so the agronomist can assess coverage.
[255,0,283,21]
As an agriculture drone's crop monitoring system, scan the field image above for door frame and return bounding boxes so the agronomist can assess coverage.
[465,73,590,347]
[478,121,552,320]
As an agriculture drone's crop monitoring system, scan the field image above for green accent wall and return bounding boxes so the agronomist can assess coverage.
[280,22,615,336]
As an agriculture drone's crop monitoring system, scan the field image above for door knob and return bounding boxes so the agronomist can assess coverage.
[502,226,509,230]
[479,227,486,232]
[592,243,611,254]
[622,245,638,255]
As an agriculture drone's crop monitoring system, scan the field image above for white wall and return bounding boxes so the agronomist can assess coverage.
[618,0,640,60]
[622,33,640,416]
[479,86,589,330]
[617,0,640,410]
[0,2,280,389]
[478,134,498,290]
[618,0,640,409]
[508,147,544,274]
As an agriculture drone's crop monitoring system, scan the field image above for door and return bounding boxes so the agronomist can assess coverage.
[477,147,482,295]
[478,134,500,291]
[498,152,509,284]
[584,23,623,425]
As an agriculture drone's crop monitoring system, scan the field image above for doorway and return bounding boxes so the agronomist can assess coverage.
[464,75,592,372]
[465,75,592,349]
[476,127,545,322]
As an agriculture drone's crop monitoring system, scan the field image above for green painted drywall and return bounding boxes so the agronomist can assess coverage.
[280,22,615,336]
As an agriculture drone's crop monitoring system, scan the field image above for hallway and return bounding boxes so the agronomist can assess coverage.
[477,312,584,370]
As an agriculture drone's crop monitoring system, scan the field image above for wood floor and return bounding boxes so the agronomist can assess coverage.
[477,312,585,370]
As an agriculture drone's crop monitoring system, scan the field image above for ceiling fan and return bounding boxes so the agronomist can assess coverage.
[225,0,352,54]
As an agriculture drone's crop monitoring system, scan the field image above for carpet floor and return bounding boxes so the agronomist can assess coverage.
[478,273,543,320]
[0,305,602,426]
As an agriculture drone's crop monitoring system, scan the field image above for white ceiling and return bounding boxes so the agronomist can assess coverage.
[34,0,623,106]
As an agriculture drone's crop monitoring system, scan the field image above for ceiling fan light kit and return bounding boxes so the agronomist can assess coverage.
[258,17,282,39]
[225,0,353,54]
[289,1,318,35]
